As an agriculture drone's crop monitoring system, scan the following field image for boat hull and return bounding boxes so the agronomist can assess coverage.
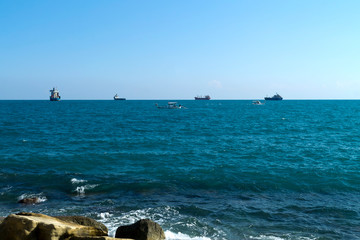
[50,97,61,101]
[114,98,126,100]
[264,98,282,100]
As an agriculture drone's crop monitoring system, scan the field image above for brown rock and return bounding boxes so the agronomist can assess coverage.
[18,197,40,204]
[115,219,165,240]
[69,237,134,240]
[0,212,107,240]
[54,216,108,234]
[0,216,4,224]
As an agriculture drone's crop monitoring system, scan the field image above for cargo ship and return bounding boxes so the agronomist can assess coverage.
[49,87,61,101]
[264,93,283,101]
[114,94,126,100]
[194,95,211,100]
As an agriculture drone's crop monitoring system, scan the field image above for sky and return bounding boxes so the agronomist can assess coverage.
[1,0,360,100]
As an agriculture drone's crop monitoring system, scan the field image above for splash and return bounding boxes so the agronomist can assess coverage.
[71,178,87,184]
[165,231,212,240]
[74,184,98,196]
[17,193,47,203]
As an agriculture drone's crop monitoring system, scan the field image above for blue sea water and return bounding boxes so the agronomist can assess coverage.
[0,100,360,239]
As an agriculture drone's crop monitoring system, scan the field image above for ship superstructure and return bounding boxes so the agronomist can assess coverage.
[50,87,61,101]
[114,94,126,100]
[194,95,211,100]
[264,93,283,101]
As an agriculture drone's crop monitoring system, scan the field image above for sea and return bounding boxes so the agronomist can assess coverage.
[0,100,360,240]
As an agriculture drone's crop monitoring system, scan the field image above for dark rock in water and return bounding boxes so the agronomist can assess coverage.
[0,216,4,225]
[17,197,39,204]
[115,219,165,240]
[55,215,108,234]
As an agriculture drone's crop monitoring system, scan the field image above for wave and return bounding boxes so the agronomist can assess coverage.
[98,212,212,240]
[71,178,88,184]
[165,231,211,240]
[74,184,98,196]
[96,206,224,239]
[248,235,316,240]
[17,192,47,203]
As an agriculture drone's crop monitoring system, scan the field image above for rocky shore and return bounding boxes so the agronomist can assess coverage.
[0,212,165,240]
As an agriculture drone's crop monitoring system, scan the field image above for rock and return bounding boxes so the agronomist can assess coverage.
[54,216,108,234]
[0,212,107,240]
[0,216,4,224]
[18,197,40,204]
[69,237,133,240]
[115,219,165,240]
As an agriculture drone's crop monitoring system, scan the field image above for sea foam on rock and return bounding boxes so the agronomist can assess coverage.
[18,197,41,204]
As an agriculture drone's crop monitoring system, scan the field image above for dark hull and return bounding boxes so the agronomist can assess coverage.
[194,97,210,100]
[264,97,282,101]
[114,98,126,100]
[50,97,60,101]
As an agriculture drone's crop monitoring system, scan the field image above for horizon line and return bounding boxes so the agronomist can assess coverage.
[1,98,360,101]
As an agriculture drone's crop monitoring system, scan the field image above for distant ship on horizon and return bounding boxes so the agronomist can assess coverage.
[114,94,126,100]
[264,93,283,101]
[50,87,61,101]
[195,95,211,100]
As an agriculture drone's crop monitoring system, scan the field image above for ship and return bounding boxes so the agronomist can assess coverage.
[49,87,61,101]
[194,95,211,100]
[114,94,126,100]
[264,93,283,101]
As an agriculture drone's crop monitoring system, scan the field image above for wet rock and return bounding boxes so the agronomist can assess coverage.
[0,212,107,240]
[55,216,108,234]
[0,216,4,225]
[115,219,165,240]
[69,237,133,240]
[18,197,40,204]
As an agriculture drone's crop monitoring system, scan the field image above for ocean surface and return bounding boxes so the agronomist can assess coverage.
[1,100,360,240]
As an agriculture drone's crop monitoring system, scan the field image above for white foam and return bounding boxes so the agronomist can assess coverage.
[249,236,284,240]
[165,230,211,240]
[96,206,221,239]
[249,235,316,240]
[17,193,47,203]
[98,212,113,220]
[71,178,87,184]
[74,184,98,195]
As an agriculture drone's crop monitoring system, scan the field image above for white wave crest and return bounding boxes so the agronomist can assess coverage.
[98,212,113,220]
[249,236,284,240]
[249,235,316,240]
[71,178,87,184]
[165,230,211,240]
[96,206,222,239]
[74,184,98,195]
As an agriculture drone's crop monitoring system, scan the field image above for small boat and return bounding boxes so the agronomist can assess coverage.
[195,95,211,100]
[252,100,264,105]
[264,93,283,101]
[156,102,186,109]
[114,94,126,100]
[49,87,61,101]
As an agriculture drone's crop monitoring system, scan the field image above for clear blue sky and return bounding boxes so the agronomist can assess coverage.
[1,0,360,99]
